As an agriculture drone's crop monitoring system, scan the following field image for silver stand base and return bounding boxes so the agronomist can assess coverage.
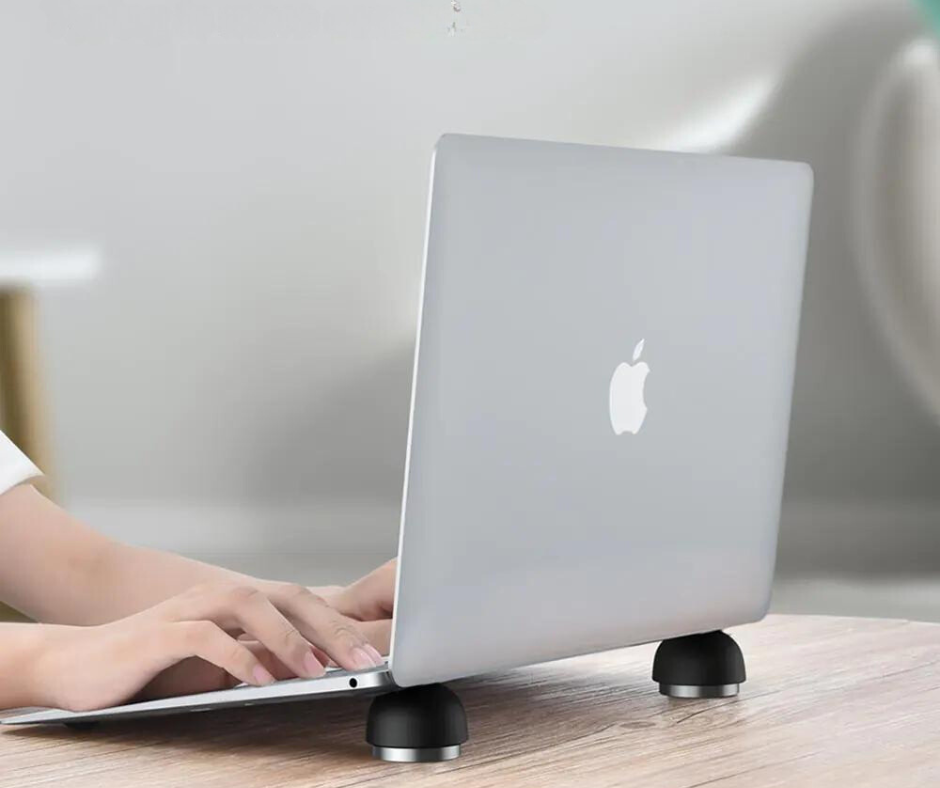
[371,745,462,763]
[659,683,739,699]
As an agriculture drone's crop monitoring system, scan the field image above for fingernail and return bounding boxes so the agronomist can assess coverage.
[304,650,325,677]
[352,646,376,670]
[253,665,275,685]
[365,644,385,666]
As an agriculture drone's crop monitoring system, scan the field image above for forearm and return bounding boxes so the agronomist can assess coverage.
[0,484,338,625]
[91,547,343,624]
[0,623,58,709]
[0,484,257,623]
[0,485,238,623]
[75,543,271,624]
[0,485,120,624]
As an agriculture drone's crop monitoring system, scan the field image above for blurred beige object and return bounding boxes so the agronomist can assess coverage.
[854,38,940,424]
[0,245,101,499]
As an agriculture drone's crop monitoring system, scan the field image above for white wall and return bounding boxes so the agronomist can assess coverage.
[1,0,936,564]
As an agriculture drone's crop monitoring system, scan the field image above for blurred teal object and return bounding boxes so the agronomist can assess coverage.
[917,0,940,33]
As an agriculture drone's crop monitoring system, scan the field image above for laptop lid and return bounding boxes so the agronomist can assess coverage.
[390,134,813,687]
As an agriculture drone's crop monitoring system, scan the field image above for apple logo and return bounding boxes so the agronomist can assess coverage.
[609,339,650,435]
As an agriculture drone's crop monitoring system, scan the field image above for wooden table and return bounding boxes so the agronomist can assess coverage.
[2,614,939,787]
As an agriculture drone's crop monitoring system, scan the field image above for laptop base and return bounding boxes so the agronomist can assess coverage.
[652,630,746,699]
[366,683,468,762]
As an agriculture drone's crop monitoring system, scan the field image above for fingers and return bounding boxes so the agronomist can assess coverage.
[242,641,298,681]
[329,558,397,621]
[357,619,392,657]
[238,634,331,673]
[139,656,243,699]
[265,583,385,672]
[167,620,275,687]
[178,585,326,680]
[163,581,385,676]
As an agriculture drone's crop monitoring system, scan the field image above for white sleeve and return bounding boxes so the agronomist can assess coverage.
[0,430,42,495]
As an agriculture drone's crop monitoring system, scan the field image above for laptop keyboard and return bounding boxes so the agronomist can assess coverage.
[228,661,389,691]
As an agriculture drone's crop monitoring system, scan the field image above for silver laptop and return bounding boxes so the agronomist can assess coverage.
[4,134,813,725]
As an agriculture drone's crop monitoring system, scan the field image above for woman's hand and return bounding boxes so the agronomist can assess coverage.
[31,580,384,712]
[321,559,396,655]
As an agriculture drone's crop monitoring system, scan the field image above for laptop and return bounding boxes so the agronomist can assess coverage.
[3,134,813,725]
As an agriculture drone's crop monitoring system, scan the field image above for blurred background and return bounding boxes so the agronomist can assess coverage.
[0,0,938,619]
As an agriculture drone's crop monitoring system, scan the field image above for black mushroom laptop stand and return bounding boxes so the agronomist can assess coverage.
[652,630,747,698]
[366,684,468,762]
[363,629,746,762]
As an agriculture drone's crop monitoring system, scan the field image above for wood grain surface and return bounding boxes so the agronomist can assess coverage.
[2,614,939,787]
